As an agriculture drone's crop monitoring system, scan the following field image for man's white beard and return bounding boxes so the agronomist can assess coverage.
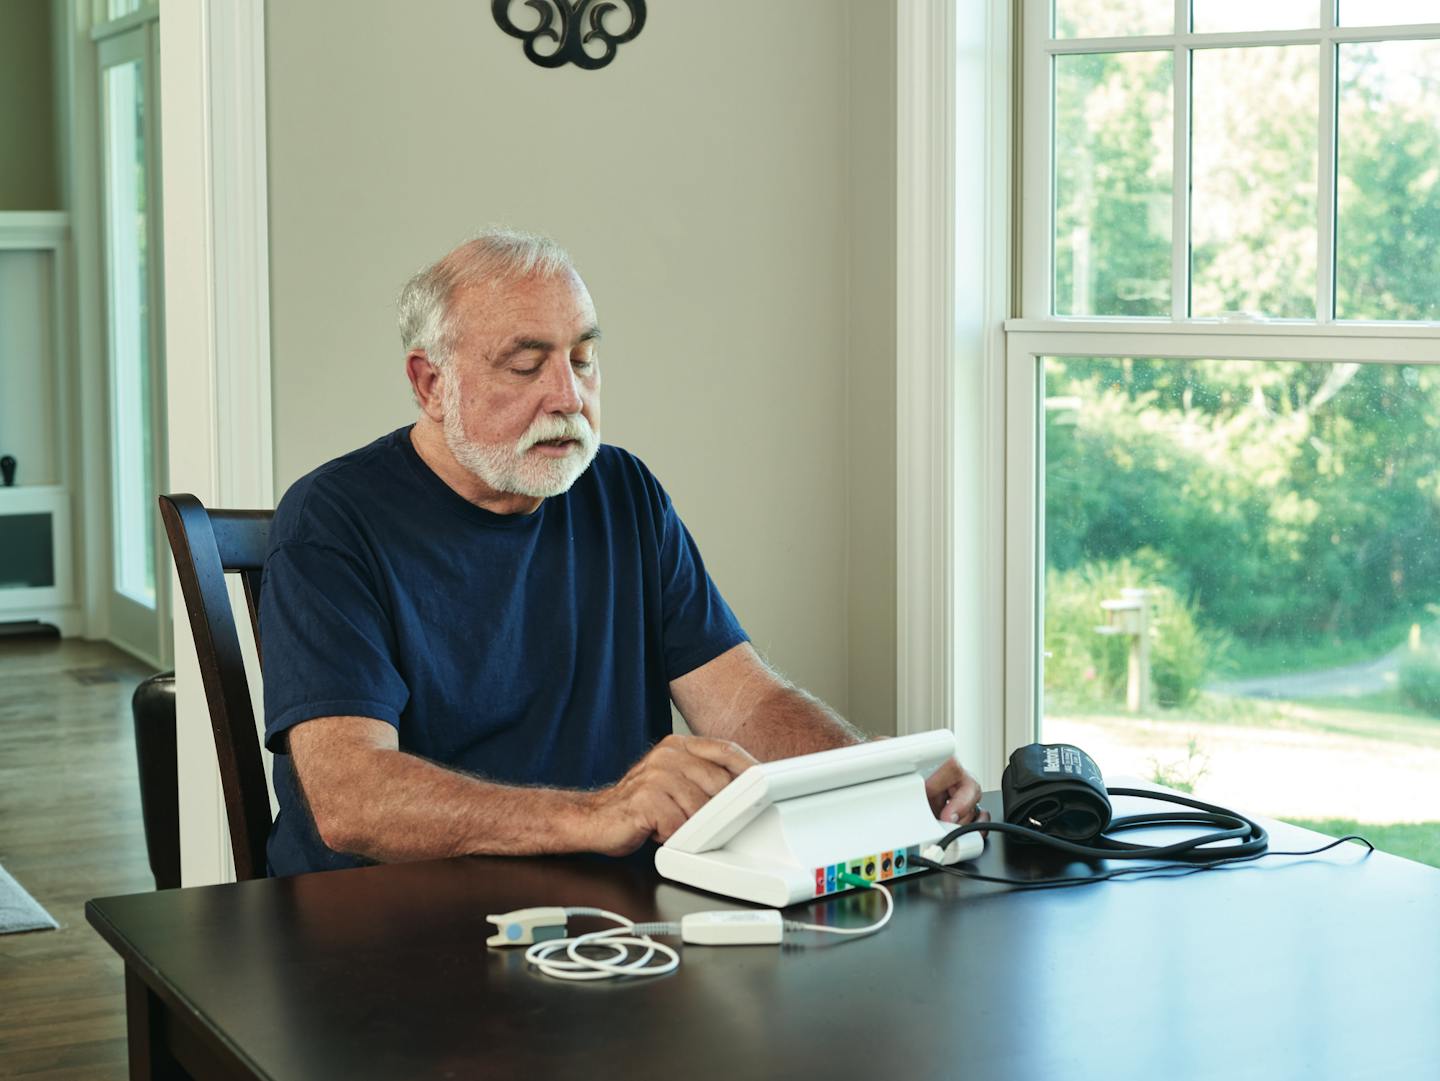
[440,376,599,500]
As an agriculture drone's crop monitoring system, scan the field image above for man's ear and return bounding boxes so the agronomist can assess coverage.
[406,351,447,423]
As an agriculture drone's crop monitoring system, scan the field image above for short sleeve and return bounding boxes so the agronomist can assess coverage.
[656,491,749,680]
[259,541,411,751]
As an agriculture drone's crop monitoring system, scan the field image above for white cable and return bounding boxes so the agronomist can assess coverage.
[520,886,892,981]
[785,880,893,938]
[524,908,679,982]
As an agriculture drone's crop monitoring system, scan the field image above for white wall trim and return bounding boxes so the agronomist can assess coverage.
[895,0,956,743]
[896,0,1011,784]
[159,0,273,888]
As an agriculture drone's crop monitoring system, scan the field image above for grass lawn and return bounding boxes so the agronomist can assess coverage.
[1044,690,1440,849]
[1279,818,1440,870]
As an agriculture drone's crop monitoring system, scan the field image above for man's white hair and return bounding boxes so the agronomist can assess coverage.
[397,227,576,368]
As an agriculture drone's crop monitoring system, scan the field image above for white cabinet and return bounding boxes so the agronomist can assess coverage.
[0,485,77,633]
[0,213,84,637]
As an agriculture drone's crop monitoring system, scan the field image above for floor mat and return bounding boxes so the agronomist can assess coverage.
[0,862,59,934]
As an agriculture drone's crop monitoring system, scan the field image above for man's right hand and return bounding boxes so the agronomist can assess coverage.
[581,734,757,856]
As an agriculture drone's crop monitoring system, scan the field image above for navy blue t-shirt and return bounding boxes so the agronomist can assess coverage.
[259,426,748,875]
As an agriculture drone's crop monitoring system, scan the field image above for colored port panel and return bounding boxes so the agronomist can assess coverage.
[815,867,826,895]
[826,864,838,894]
[880,850,895,880]
[863,855,878,881]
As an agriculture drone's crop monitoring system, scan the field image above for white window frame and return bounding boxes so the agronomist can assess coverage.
[159,0,274,886]
[896,0,1012,785]
[1004,0,1440,753]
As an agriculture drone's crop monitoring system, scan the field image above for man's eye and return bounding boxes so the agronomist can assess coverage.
[511,364,542,376]
[572,357,596,371]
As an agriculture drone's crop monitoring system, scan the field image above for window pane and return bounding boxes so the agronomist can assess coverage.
[1336,39,1440,322]
[1055,0,1171,38]
[103,59,156,608]
[1042,356,1440,868]
[107,0,141,18]
[1054,51,1173,316]
[1191,46,1318,319]
[1191,0,1320,33]
[1340,1,1440,25]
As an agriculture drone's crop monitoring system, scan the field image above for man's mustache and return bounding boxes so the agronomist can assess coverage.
[516,415,596,453]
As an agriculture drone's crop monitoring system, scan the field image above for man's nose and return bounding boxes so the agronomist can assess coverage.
[542,357,583,414]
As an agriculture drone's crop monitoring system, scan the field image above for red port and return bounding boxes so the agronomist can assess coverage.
[815,867,826,895]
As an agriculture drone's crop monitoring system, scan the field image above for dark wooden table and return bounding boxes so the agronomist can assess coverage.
[87,794,1440,1080]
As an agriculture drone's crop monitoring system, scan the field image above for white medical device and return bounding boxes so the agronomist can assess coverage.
[655,730,984,906]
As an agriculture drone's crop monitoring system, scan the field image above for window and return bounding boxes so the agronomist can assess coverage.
[1010,1,1440,866]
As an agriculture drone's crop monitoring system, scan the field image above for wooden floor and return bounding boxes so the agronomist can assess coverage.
[0,638,159,1081]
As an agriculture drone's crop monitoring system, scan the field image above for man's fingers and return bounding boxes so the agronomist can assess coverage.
[926,757,983,822]
[939,781,984,824]
[671,735,758,778]
[648,791,693,843]
[924,758,964,811]
[660,773,715,821]
[672,757,736,799]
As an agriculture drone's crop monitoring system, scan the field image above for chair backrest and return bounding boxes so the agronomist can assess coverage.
[158,493,274,881]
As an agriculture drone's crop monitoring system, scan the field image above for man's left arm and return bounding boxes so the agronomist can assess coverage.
[669,642,987,824]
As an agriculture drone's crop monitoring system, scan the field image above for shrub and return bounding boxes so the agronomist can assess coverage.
[1398,649,1440,717]
[1044,556,1226,710]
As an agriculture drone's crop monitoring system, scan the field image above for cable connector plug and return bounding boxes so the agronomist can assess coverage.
[486,906,567,947]
[921,837,979,866]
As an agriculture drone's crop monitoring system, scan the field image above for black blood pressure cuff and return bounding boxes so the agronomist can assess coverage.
[1001,744,1112,843]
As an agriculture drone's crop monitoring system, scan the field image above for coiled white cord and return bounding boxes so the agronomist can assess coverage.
[520,883,893,982]
[524,908,680,981]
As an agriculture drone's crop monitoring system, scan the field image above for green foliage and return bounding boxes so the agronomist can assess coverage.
[1043,33,1440,673]
[1190,44,1319,318]
[1044,557,1225,709]
[1336,42,1440,321]
[1054,50,1172,316]
[1046,358,1440,651]
[1398,650,1440,717]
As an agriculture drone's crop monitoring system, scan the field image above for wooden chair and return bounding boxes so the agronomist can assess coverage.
[158,493,274,880]
[131,670,180,889]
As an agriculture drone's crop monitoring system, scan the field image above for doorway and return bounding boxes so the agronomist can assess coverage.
[95,10,167,665]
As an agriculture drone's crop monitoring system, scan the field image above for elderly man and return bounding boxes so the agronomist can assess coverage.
[259,229,985,875]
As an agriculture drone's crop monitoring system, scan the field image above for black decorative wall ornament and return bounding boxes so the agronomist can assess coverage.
[492,0,646,70]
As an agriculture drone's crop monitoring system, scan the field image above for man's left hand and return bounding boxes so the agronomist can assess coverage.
[924,757,990,826]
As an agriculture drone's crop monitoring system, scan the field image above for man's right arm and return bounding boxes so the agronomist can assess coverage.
[286,716,757,863]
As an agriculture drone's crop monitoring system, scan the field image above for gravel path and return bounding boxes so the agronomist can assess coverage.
[1204,648,1403,700]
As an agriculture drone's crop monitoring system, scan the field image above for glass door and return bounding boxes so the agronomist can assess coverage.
[98,19,167,665]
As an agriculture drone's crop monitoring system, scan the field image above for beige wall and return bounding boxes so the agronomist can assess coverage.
[265,0,897,730]
[0,0,59,209]
[846,1,897,733]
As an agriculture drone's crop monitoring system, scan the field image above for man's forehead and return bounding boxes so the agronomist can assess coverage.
[456,272,593,320]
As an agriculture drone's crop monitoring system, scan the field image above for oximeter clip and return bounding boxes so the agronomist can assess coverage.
[486,906,568,947]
